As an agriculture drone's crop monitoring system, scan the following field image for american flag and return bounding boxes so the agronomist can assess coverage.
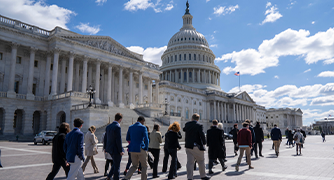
[329,115,332,117]
[234,72,240,76]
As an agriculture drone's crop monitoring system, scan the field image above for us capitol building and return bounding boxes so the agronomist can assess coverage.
[0,2,303,137]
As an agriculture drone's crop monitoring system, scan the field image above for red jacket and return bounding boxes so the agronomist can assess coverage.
[237,128,252,147]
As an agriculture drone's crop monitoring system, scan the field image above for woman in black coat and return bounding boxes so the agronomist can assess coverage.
[165,122,181,179]
[46,123,70,180]
[288,130,294,148]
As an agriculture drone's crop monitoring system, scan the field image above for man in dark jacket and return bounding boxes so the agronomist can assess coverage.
[229,124,239,156]
[300,129,306,148]
[235,122,254,172]
[253,122,264,158]
[46,123,70,180]
[245,120,256,156]
[207,120,227,174]
[104,113,124,180]
[271,124,282,157]
[183,113,210,180]
[63,118,85,180]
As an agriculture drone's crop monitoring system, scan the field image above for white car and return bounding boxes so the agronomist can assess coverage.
[34,131,57,145]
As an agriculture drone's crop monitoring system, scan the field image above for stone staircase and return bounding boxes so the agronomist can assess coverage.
[94,107,171,143]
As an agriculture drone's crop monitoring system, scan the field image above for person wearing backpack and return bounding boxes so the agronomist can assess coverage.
[293,129,304,155]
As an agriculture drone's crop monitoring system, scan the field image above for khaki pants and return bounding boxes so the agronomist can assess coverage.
[81,156,98,172]
[185,147,206,179]
[236,147,251,166]
[273,140,281,154]
[124,149,148,180]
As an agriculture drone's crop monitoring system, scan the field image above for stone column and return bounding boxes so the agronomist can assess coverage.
[129,70,134,108]
[218,74,220,86]
[148,79,152,104]
[221,102,224,122]
[26,47,37,100]
[217,102,220,121]
[139,72,143,104]
[213,100,216,120]
[7,43,19,98]
[198,69,200,83]
[118,66,124,108]
[192,69,195,83]
[81,57,88,93]
[59,59,66,93]
[88,64,93,87]
[75,62,80,91]
[224,103,227,121]
[175,69,178,83]
[155,80,160,104]
[233,103,236,122]
[180,69,183,83]
[100,68,105,103]
[187,69,189,83]
[209,71,211,84]
[206,101,210,120]
[67,53,74,92]
[50,49,60,97]
[44,53,52,96]
[95,61,101,104]
[106,65,113,107]
[169,70,172,82]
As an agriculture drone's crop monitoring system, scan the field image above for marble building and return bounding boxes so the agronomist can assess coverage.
[0,2,303,136]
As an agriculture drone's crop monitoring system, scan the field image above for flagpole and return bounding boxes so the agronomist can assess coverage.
[239,72,241,92]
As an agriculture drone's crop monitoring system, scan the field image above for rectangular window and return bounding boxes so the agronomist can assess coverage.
[50,64,53,70]
[189,54,191,60]
[0,52,3,60]
[145,85,148,90]
[179,54,181,61]
[184,54,186,60]
[203,55,205,61]
[175,55,177,61]
[194,54,196,60]
[171,56,173,62]
[16,56,21,64]
[32,83,36,95]
[65,67,68,73]
[136,83,139,88]
[14,81,19,93]
[34,60,38,67]
[49,86,51,94]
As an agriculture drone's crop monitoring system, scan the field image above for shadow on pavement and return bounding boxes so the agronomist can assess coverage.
[225,169,248,176]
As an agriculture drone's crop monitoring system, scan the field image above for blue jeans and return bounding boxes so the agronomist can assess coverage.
[108,153,122,179]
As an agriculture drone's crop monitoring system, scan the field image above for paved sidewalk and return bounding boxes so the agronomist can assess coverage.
[0,135,333,180]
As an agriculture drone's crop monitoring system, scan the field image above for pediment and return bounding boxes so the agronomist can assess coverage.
[235,91,255,103]
[62,36,143,61]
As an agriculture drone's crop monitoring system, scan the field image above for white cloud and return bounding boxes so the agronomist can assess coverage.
[317,71,334,77]
[261,2,282,25]
[95,0,107,5]
[0,0,75,30]
[127,46,167,66]
[124,0,172,13]
[303,69,311,73]
[217,28,334,75]
[312,21,315,24]
[213,5,239,16]
[208,17,212,20]
[165,3,173,11]
[75,23,100,35]
[274,75,279,79]
[228,83,334,108]
[210,44,218,48]
[303,109,334,120]
[206,0,210,2]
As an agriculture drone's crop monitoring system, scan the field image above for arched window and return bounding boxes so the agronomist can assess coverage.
[179,54,182,61]
[203,55,205,61]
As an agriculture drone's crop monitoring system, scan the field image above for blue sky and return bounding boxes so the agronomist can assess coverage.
[1,0,334,125]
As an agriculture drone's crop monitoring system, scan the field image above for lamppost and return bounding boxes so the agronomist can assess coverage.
[86,85,96,107]
[164,98,169,116]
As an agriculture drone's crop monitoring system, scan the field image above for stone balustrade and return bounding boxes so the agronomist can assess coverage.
[0,15,50,37]
[136,103,163,109]
[16,94,26,99]
[0,92,7,98]
[52,91,89,100]
[159,80,206,94]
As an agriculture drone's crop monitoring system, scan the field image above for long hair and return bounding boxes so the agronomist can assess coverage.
[59,122,70,134]
[88,125,96,132]
[168,122,180,133]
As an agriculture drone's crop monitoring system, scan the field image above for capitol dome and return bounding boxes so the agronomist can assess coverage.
[160,1,221,91]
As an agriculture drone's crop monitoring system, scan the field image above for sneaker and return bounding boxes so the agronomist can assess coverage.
[138,169,141,174]
[222,165,227,171]
[249,166,254,169]
[123,169,128,176]
[208,170,214,174]
[235,165,239,172]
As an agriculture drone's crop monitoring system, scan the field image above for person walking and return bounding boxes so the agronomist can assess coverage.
[123,116,149,180]
[46,122,71,180]
[217,123,227,162]
[270,124,282,157]
[288,130,294,148]
[229,124,239,156]
[82,126,99,173]
[285,128,289,145]
[102,132,113,177]
[148,124,162,178]
[245,120,256,156]
[300,129,306,148]
[104,113,125,180]
[162,131,182,173]
[165,122,181,179]
[63,118,85,180]
[293,129,304,155]
[145,126,154,169]
[321,131,326,142]
[235,122,254,172]
[253,122,264,158]
[183,113,210,180]
[207,120,227,175]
